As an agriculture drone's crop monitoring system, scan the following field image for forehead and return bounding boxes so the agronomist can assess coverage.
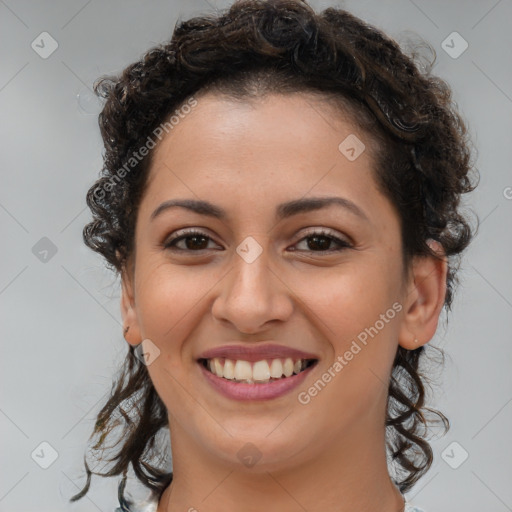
[151,91,376,162]
[139,92,390,226]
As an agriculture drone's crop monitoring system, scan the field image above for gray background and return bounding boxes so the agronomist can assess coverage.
[1,0,511,511]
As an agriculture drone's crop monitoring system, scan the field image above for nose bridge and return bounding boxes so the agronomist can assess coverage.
[233,240,272,294]
[212,236,292,331]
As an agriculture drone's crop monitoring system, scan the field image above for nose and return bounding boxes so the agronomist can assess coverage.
[211,246,294,334]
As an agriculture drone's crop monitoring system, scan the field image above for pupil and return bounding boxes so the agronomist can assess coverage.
[308,235,330,251]
[186,235,208,250]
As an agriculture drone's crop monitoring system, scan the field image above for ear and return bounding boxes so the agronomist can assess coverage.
[120,261,142,347]
[398,240,448,350]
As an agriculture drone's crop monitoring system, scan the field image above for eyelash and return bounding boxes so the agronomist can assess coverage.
[162,228,352,254]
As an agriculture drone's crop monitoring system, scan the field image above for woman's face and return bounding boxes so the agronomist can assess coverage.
[121,91,433,473]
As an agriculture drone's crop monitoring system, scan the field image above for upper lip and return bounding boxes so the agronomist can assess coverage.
[197,343,319,362]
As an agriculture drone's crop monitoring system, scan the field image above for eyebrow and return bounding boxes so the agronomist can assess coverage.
[150,196,369,223]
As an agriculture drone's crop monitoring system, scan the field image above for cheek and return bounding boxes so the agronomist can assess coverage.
[295,260,399,337]
[133,265,212,407]
[134,263,209,348]
[297,290,399,431]
[292,262,401,398]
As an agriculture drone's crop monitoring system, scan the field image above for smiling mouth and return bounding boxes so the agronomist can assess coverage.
[198,357,318,384]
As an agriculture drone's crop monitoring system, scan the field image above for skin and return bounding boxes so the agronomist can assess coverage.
[120,91,447,512]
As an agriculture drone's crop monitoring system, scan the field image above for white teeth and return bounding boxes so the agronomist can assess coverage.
[234,360,252,381]
[252,360,271,382]
[283,358,294,377]
[204,357,312,383]
[223,358,235,379]
[213,358,223,377]
[270,359,283,378]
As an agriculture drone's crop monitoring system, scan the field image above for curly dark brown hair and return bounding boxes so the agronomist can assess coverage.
[70,0,478,505]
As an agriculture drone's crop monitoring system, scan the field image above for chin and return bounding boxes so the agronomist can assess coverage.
[206,428,311,473]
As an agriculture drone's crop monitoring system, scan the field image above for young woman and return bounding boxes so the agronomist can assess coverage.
[70,1,477,511]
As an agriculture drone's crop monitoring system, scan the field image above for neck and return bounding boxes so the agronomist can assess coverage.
[157,414,405,512]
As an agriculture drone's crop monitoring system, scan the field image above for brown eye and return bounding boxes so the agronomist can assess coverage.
[163,229,220,252]
[291,229,352,253]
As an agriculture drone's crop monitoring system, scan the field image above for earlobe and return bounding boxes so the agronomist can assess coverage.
[398,240,448,350]
[120,269,142,346]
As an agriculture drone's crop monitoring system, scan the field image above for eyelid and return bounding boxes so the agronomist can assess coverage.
[289,227,352,252]
[162,227,221,249]
[295,226,351,244]
[163,226,353,253]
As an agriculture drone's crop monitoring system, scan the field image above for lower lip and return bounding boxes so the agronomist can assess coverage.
[198,360,317,401]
